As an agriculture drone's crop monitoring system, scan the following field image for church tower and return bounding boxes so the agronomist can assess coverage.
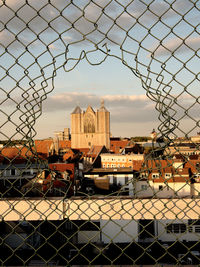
[71,100,110,149]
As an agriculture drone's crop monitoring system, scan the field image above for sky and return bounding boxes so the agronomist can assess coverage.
[0,0,200,140]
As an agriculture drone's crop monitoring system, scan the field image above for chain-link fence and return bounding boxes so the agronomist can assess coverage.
[1,0,200,265]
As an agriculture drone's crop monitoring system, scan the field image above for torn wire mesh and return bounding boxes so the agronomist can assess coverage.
[0,0,200,266]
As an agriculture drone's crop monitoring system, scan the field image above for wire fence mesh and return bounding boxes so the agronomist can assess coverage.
[1,0,200,265]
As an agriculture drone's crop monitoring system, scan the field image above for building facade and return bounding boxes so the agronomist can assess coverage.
[101,153,144,168]
[71,100,110,149]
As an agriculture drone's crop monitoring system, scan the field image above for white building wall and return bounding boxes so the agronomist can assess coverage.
[84,173,134,195]
[153,183,174,198]
[135,181,154,198]
[101,220,138,243]
[135,181,191,198]
[77,219,200,244]
[173,182,191,197]
[157,219,200,242]
[192,183,200,196]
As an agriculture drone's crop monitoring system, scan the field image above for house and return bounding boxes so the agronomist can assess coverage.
[83,145,108,168]
[73,219,138,244]
[62,218,200,245]
[83,167,134,195]
[109,138,130,154]
[166,142,200,157]
[101,153,144,169]
[0,162,47,197]
[132,158,196,198]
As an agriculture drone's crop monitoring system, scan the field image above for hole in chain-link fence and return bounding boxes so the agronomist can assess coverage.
[0,0,200,266]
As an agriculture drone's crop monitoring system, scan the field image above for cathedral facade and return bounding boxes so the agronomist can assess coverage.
[71,100,110,149]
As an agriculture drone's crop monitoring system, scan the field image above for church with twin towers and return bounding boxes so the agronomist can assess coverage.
[70,100,110,149]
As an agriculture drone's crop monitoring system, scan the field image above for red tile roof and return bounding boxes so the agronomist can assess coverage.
[63,149,75,161]
[57,140,71,149]
[34,140,53,155]
[110,140,129,154]
[49,163,75,178]
[0,146,33,159]
[75,148,90,156]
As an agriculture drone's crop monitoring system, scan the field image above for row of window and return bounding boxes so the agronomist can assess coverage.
[140,173,172,179]
[152,173,172,179]
[66,222,200,234]
[102,158,126,162]
[166,224,200,233]
[102,164,126,168]
[141,185,170,191]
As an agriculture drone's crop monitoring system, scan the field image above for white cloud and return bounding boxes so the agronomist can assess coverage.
[150,37,200,58]
[44,92,149,110]
[41,92,157,125]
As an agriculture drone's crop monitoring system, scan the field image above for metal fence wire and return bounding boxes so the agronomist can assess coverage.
[0,0,200,266]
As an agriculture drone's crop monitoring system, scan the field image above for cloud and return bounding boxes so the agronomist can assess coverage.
[41,91,200,129]
[41,92,158,124]
[44,92,148,109]
[0,1,178,50]
[1,0,197,66]
[151,37,200,58]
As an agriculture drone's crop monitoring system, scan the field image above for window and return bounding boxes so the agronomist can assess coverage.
[166,224,186,233]
[113,177,117,185]
[159,185,163,190]
[125,176,128,185]
[189,226,200,233]
[165,173,171,178]
[107,164,110,168]
[141,185,148,191]
[152,173,159,179]
[103,164,106,168]
[11,169,15,176]
[195,226,200,233]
